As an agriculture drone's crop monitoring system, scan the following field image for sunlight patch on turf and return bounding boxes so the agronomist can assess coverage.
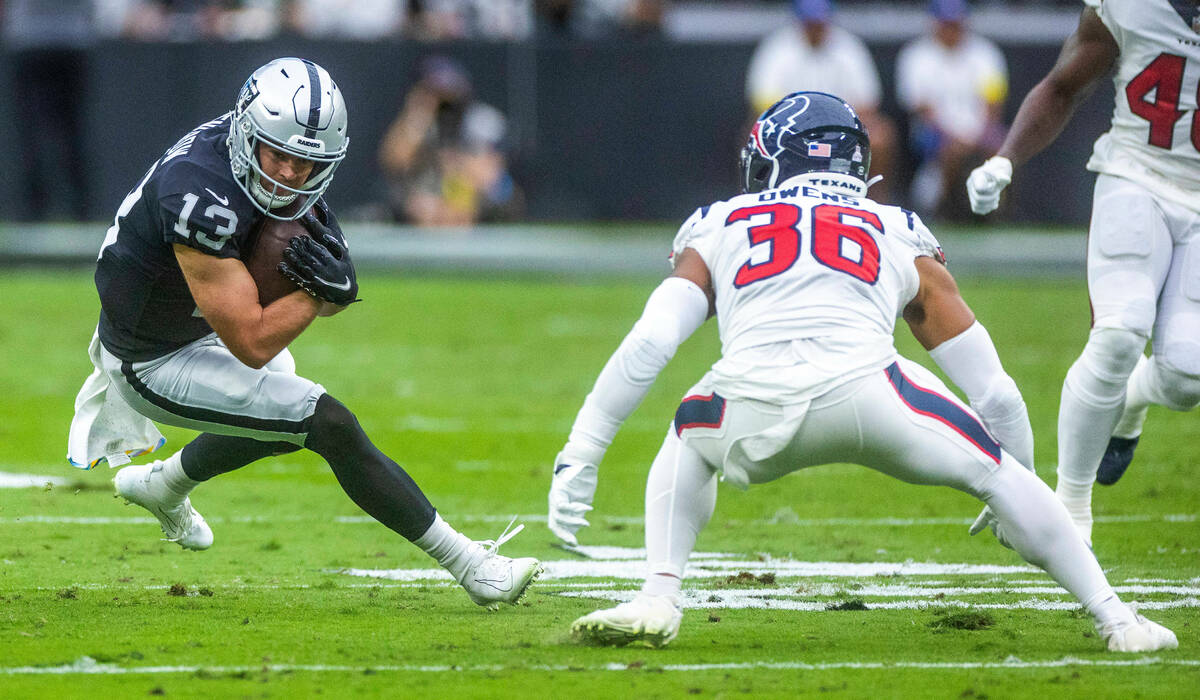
[7,511,1190,528]
[387,415,578,435]
[556,545,740,560]
[6,511,1191,527]
[2,656,1196,675]
[391,415,468,432]
[544,314,618,338]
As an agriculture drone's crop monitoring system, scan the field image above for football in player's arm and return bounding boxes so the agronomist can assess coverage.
[68,58,539,610]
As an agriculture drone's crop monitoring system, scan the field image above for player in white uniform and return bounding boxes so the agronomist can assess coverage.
[966,0,1200,545]
[548,92,1177,652]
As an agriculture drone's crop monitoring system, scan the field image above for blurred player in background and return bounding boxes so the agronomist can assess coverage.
[378,55,522,226]
[966,0,1200,546]
[897,0,1007,219]
[67,57,539,609]
[549,91,1176,652]
[745,0,897,202]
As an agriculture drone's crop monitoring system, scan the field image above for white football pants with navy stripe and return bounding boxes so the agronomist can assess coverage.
[644,356,1119,614]
[99,333,324,446]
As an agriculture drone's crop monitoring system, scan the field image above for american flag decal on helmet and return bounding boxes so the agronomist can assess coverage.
[808,142,832,157]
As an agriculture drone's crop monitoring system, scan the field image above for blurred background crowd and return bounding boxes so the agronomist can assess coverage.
[2,0,1101,226]
[2,0,1089,42]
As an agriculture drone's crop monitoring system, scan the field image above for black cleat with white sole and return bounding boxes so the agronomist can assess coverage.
[1097,435,1139,486]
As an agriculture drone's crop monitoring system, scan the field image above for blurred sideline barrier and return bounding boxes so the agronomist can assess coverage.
[0,222,1085,278]
[666,2,1079,43]
[0,15,1106,226]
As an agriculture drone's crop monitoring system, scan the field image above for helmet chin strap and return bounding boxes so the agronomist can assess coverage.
[250,172,299,210]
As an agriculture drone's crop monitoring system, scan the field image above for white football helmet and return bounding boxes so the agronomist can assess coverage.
[228,57,349,220]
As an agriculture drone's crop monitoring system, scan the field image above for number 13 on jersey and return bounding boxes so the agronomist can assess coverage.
[729,202,884,288]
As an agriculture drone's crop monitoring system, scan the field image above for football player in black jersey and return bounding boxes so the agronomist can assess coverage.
[68,57,539,609]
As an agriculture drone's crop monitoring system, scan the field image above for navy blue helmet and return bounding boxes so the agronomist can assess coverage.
[740,91,871,194]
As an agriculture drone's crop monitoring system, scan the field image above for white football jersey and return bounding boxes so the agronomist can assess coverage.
[672,174,942,404]
[1085,0,1200,209]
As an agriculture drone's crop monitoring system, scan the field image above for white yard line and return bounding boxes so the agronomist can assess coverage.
[33,580,1199,597]
[559,589,1200,612]
[0,472,69,488]
[341,559,1042,582]
[1,656,1196,676]
[32,581,621,592]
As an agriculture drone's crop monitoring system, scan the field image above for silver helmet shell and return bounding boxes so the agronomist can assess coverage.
[228,57,349,220]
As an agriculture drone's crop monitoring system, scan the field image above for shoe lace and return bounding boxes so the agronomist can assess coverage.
[476,515,524,555]
[143,463,163,484]
[158,501,197,542]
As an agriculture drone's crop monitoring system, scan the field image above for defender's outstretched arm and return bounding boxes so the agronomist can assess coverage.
[549,249,714,545]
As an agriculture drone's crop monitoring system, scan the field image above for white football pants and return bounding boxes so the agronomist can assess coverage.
[99,333,324,446]
[1057,174,1200,516]
[643,357,1121,617]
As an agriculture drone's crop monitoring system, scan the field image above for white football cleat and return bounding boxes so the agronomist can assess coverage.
[1098,613,1178,653]
[571,593,683,648]
[113,462,212,551]
[457,520,541,610]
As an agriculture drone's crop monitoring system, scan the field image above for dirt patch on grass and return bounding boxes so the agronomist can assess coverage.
[929,610,995,630]
[825,599,868,611]
[715,571,777,588]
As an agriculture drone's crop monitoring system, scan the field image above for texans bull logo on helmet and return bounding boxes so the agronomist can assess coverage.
[740,91,871,194]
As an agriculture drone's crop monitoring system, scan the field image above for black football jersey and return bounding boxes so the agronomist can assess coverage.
[95,114,265,361]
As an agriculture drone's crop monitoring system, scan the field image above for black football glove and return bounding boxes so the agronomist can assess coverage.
[278,234,360,306]
[303,198,347,255]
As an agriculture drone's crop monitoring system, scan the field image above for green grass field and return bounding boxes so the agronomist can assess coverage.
[0,269,1196,699]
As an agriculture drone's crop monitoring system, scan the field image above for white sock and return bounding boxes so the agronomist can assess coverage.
[1054,377,1106,541]
[412,513,478,582]
[1056,331,1146,505]
[1113,355,1151,438]
[642,430,717,583]
[1083,589,1138,630]
[982,461,1124,619]
[1056,366,1124,496]
[641,573,682,598]
[157,451,198,499]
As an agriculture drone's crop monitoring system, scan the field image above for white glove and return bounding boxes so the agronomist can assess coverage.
[969,506,1014,550]
[966,156,1013,215]
[548,453,598,546]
